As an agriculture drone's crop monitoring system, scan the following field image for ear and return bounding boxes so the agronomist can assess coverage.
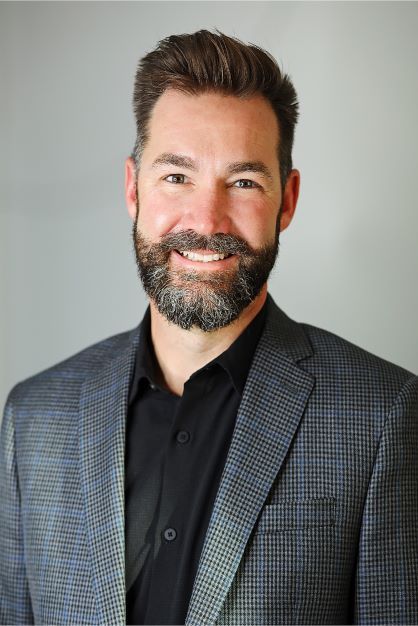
[125,156,138,221]
[279,169,300,232]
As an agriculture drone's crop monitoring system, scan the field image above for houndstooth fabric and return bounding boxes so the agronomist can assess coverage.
[1,294,417,625]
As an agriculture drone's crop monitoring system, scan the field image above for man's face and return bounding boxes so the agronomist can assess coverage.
[126,89,298,331]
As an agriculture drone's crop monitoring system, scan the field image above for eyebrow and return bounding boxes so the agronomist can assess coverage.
[151,152,274,182]
[227,160,274,182]
[152,153,197,171]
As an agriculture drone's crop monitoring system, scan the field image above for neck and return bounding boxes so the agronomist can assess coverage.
[149,285,268,396]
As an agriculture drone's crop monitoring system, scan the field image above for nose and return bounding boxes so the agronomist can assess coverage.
[183,185,232,235]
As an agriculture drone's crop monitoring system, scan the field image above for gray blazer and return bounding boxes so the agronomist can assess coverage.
[1,294,417,625]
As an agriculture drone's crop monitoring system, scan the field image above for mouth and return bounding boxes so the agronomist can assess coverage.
[176,249,233,263]
[172,249,235,267]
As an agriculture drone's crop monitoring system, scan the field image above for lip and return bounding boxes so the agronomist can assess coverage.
[171,249,237,269]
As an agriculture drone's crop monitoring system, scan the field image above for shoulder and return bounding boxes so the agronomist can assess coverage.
[301,320,415,385]
[6,325,140,410]
[264,295,416,413]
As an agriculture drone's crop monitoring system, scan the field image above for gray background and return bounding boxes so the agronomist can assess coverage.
[1,1,418,412]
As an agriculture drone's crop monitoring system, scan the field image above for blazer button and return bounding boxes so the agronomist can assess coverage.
[176,430,190,444]
[163,527,177,542]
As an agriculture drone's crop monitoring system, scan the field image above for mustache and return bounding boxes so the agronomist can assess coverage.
[157,229,254,256]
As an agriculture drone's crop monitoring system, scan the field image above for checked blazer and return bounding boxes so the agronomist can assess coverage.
[1,294,418,625]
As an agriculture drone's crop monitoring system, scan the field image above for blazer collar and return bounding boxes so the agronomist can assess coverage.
[79,325,140,626]
[185,295,315,625]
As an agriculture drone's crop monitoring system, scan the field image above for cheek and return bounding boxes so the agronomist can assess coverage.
[233,201,279,247]
[136,188,179,237]
[243,222,275,248]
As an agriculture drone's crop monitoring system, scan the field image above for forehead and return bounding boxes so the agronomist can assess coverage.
[143,89,280,168]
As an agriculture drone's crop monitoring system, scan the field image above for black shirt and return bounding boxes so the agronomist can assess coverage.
[125,303,267,625]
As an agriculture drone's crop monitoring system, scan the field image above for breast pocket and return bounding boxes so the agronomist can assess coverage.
[218,498,337,625]
[254,496,336,533]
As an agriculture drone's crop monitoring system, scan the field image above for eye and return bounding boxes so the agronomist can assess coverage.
[233,179,261,189]
[164,174,186,184]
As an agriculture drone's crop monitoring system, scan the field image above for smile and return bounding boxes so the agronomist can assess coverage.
[177,250,232,263]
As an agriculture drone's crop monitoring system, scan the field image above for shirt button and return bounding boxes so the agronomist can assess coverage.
[163,527,177,542]
[176,430,190,444]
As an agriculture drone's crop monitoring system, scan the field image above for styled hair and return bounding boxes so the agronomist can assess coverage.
[132,29,299,191]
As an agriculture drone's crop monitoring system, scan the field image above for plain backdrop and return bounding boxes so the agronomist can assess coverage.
[1,1,418,412]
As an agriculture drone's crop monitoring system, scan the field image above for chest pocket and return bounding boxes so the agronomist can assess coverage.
[217,497,337,625]
[254,496,336,533]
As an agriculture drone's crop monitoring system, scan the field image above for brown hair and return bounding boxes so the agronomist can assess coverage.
[132,29,299,191]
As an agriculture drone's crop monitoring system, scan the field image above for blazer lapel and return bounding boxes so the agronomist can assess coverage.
[79,326,139,626]
[186,297,315,626]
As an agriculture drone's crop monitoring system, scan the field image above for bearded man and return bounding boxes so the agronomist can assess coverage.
[1,30,417,626]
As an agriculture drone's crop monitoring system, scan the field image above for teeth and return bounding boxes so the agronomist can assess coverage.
[179,251,229,262]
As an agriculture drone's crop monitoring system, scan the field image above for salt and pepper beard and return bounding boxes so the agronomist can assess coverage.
[132,195,281,332]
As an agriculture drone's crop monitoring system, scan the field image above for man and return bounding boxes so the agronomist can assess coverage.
[1,29,417,626]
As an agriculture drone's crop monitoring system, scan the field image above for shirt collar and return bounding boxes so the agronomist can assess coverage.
[129,300,267,403]
[205,302,267,395]
[128,307,159,404]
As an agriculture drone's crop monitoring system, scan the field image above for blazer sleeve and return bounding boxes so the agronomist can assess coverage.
[353,374,418,624]
[0,390,34,625]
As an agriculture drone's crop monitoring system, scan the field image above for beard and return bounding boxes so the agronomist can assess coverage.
[132,204,281,332]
